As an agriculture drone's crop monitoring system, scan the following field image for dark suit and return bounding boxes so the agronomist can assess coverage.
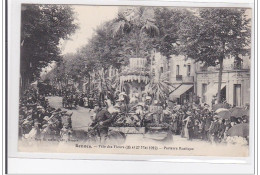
[94,109,113,139]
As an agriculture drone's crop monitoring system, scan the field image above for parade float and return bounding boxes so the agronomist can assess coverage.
[119,57,150,103]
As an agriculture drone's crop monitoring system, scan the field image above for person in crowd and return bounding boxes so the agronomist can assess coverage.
[193,119,200,139]
[204,112,213,141]
[217,119,226,143]
[187,116,194,140]
[172,113,178,134]
[90,102,113,144]
[19,88,74,141]
[208,115,220,143]
[211,95,217,107]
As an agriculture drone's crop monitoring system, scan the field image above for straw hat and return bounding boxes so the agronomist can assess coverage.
[43,116,50,121]
[146,96,152,100]
[186,111,192,115]
[114,103,120,108]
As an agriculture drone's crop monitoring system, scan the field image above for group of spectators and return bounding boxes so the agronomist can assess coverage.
[19,85,249,145]
[19,88,72,141]
[93,92,249,144]
[164,103,249,143]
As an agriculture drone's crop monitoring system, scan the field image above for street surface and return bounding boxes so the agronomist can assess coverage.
[47,96,94,131]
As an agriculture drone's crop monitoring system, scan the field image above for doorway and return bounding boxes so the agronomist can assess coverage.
[220,86,226,103]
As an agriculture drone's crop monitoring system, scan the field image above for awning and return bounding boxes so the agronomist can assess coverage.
[205,83,226,96]
[169,84,193,99]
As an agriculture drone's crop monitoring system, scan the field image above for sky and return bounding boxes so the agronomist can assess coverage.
[60,5,119,55]
[41,6,119,77]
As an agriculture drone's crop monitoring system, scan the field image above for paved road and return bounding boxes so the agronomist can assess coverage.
[47,96,94,131]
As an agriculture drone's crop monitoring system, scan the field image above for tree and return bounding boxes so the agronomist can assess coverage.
[152,8,193,59]
[112,7,159,58]
[179,8,251,103]
[146,71,176,102]
[20,4,78,91]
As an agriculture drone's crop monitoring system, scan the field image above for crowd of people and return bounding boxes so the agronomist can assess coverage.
[80,90,249,144]
[19,85,249,145]
[19,88,73,141]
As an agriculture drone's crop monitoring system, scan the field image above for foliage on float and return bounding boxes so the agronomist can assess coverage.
[120,67,150,76]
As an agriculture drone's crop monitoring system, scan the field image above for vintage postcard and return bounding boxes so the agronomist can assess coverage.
[18,4,252,157]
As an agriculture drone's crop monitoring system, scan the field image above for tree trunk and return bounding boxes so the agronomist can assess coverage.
[135,29,140,57]
[20,71,30,94]
[88,74,91,93]
[217,57,224,104]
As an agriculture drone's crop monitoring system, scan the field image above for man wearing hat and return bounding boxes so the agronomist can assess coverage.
[88,95,94,109]
[91,105,113,144]
[186,112,194,140]
[203,113,213,141]
[217,118,226,142]
[208,115,220,143]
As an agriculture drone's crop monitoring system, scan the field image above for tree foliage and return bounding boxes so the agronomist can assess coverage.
[179,8,251,65]
[178,8,251,103]
[112,7,159,57]
[20,4,78,89]
[152,8,194,59]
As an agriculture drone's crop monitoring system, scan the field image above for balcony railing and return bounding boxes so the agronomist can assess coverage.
[183,76,194,83]
[176,75,194,83]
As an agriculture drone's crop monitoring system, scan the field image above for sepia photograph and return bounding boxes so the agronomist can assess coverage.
[18,4,252,157]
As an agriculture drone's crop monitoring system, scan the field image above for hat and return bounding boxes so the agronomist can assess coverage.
[23,120,30,125]
[145,96,152,100]
[213,115,219,119]
[119,92,127,96]
[48,120,54,124]
[43,116,50,121]
[186,111,192,115]
[52,112,59,115]
[114,103,120,108]
[163,109,171,115]
[42,124,48,128]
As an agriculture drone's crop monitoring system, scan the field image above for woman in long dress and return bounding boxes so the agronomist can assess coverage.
[183,115,192,139]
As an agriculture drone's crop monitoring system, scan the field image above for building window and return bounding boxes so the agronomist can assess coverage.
[234,84,242,106]
[152,68,155,76]
[187,65,191,76]
[176,65,180,75]
[201,63,208,72]
[160,67,163,73]
[202,83,207,103]
[234,56,242,69]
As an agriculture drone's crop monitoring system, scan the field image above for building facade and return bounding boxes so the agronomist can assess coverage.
[196,56,250,107]
[151,51,250,107]
[168,55,196,104]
